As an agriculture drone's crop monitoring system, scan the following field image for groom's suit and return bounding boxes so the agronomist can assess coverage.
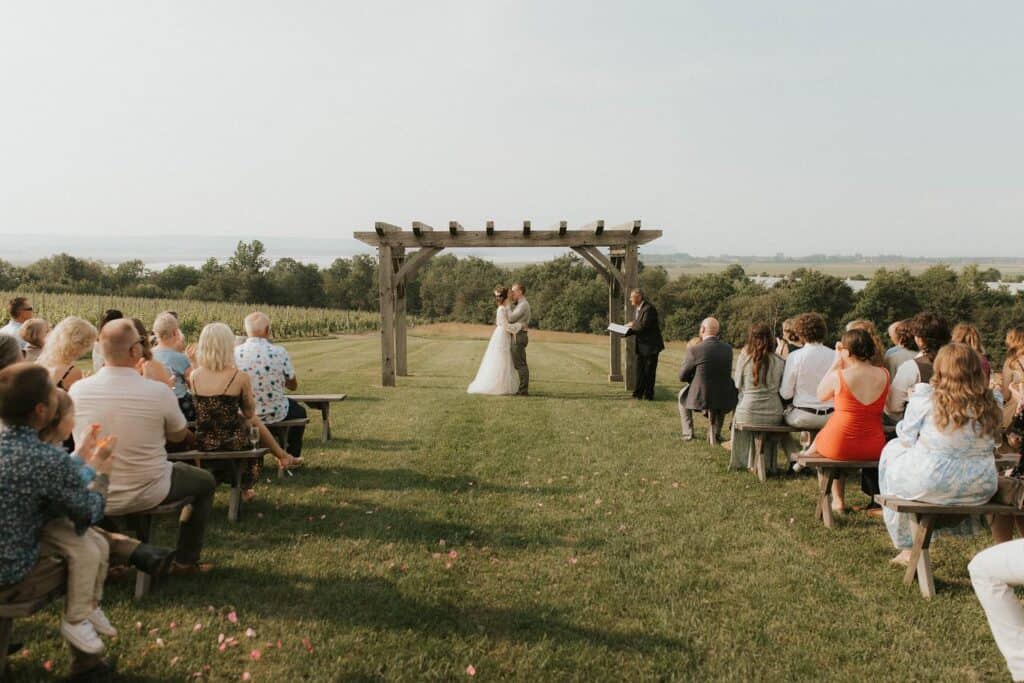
[508,298,531,395]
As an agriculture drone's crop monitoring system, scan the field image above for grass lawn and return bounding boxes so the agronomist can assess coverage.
[7,327,1010,681]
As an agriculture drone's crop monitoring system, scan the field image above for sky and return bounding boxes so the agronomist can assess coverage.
[1,1,1022,259]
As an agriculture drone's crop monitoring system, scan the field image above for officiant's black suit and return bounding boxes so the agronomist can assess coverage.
[627,300,665,400]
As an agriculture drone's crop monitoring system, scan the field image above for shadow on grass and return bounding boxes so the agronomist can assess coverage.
[327,466,577,496]
[211,569,698,661]
[338,438,421,452]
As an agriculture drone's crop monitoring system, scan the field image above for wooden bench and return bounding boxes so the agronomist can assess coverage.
[875,494,1024,599]
[104,497,194,599]
[0,557,70,677]
[168,449,269,522]
[795,456,880,528]
[266,418,310,468]
[732,423,815,482]
[289,394,346,442]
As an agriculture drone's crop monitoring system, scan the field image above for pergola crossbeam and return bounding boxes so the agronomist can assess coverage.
[353,229,660,249]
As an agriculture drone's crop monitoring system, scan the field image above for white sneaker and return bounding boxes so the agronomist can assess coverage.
[61,619,105,654]
[88,608,118,637]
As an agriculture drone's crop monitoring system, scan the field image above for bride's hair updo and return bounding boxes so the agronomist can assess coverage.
[494,287,509,303]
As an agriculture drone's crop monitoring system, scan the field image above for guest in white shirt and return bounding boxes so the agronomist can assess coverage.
[0,297,34,349]
[885,312,951,422]
[884,320,918,378]
[70,319,216,575]
[781,312,835,431]
[234,312,306,458]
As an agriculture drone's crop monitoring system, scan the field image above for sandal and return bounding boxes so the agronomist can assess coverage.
[277,456,304,472]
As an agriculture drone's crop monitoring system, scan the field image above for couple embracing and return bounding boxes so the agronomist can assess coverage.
[467,283,530,396]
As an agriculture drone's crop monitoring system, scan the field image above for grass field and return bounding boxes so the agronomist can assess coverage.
[7,327,1011,681]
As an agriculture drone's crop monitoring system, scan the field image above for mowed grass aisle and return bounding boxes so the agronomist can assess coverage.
[9,328,1009,681]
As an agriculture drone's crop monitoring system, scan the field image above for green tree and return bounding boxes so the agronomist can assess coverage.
[848,268,920,330]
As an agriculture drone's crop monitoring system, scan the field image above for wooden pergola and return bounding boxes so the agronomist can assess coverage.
[353,220,662,389]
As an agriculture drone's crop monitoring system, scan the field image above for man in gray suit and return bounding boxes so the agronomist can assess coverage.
[678,317,738,441]
[508,283,531,396]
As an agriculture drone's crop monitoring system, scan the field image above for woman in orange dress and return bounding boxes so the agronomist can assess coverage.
[801,328,890,513]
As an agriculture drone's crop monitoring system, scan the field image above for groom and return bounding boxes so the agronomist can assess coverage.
[508,283,531,396]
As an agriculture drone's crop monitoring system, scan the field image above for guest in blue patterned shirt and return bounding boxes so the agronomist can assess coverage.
[0,364,116,655]
[234,312,307,459]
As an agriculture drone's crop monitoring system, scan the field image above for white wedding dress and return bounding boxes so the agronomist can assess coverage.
[467,305,520,395]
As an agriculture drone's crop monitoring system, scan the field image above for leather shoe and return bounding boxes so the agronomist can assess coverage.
[129,544,175,577]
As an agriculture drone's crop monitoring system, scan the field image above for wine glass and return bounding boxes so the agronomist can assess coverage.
[249,425,260,451]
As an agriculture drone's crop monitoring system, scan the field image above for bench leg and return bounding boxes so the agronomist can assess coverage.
[1,616,13,674]
[753,433,767,483]
[904,514,937,598]
[320,404,331,442]
[816,469,835,528]
[134,515,153,600]
[228,461,242,523]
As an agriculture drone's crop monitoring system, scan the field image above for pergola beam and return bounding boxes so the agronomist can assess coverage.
[354,229,661,249]
[449,221,463,236]
[412,221,434,236]
[574,246,625,289]
[395,247,443,285]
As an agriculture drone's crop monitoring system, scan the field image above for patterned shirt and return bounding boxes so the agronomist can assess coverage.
[0,425,107,586]
[234,337,295,423]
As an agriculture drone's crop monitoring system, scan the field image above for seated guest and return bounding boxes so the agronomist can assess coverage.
[991,328,1024,542]
[775,317,802,360]
[800,329,890,513]
[781,312,835,432]
[191,323,301,498]
[0,333,21,371]
[845,320,885,367]
[18,318,49,362]
[152,312,195,420]
[69,319,215,575]
[885,311,951,422]
[677,317,737,442]
[0,364,114,658]
[952,322,991,381]
[235,312,306,458]
[879,343,1001,565]
[884,320,918,378]
[0,297,34,349]
[729,323,785,470]
[1001,326,1024,405]
[37,316,98,392]
[91,309,123,372]
[130,318,175,389]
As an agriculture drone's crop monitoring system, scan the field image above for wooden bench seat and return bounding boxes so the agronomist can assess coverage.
[875,494,1024,598]
[733,423,815,482]
[289,393,347,442]
[104,497,194,599]
[794,456,880,529]
[168,449,269,521]
[0,557,67,675]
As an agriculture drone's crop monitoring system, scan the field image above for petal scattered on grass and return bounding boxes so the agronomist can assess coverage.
[242,673,252,682]
[250,649,261,661]
[218,633,226,645]
[302,638,314,654]
[43,661,53,672]
[156,638,166,648]
[227,611,239,624]
[448,550,458,560]
[245,628,257,638]
[466,665,476,676]
[193,623,204,633]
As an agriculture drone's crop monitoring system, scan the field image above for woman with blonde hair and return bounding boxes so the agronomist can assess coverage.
[37,316,98,391]
[845,319,885,368]
[952,322,991,381]
[189,323,301,500]
[879,343,1003,564]
[18,318,50,362]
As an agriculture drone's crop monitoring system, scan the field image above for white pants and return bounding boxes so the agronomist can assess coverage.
[970,539,1024,681]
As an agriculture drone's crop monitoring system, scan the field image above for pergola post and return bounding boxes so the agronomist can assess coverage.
[377,242,396,387]
[608,248,625,382]
[623,244,639,392]
[393,247,408,376]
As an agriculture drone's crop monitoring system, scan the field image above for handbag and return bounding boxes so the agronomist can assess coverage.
[994,475,1024,510]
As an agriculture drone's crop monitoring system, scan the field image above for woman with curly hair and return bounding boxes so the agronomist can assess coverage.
[729,323,786,470]
[780,312,835,432]
[879,343,1002,565]
[952,322,991,381]
[886,311,951,421]
[37,316,98,392]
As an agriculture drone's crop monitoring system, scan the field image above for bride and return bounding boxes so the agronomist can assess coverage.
[467,287,522,395]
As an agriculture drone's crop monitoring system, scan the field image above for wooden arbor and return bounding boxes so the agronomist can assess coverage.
[354,220,662,389]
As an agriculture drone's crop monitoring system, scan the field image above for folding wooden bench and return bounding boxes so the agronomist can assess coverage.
[875,494,1024,599]
[289,393,346,442]
[0,557,71,677]
[168,449,269,521]
[794,456,879,529]
[732,423,811,482]
[104,497,194,599]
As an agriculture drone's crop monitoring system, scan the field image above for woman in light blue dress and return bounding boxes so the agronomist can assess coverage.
[879,343,1004,565]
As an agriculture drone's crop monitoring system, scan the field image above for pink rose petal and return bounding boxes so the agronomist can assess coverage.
[448,550,458,559]
[466,665,476,676]
[242,673,252,682]
[43,660,53,672]
[250,649,261,661]
[302,638,314,653]
[193,622,204,633]
[227,611,239,624]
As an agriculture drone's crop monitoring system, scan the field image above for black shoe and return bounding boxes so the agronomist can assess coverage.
[129,544,175,576]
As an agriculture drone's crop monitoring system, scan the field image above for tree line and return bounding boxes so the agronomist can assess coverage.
[3,241,1022,363]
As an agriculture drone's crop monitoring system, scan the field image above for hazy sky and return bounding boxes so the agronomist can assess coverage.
[1,1,1022,257]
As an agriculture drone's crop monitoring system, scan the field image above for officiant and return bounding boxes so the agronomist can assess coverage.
[624,289,664,401]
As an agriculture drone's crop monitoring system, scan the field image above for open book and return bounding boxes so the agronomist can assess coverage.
[607,323,631,336]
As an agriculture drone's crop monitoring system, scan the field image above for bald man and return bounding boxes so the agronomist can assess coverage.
[70,319,216,575]
[677,317,738,441]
